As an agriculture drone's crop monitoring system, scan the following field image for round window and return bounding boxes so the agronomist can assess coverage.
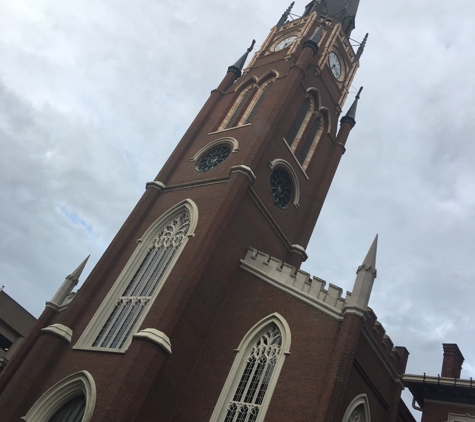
[270,168,292,209]
[196,145,231,172]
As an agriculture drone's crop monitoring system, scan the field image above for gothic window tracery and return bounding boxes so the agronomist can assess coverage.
[92,211,191,350]
[219,74,276,131]
[196,145,231,172]
[75,200,197,353]
[342,395,370,422]
[209,314,290,422]
[270,168,292,209]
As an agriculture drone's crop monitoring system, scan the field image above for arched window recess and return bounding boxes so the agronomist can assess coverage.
[190,137,239,162]
[342,394,371,422]
[209,313,291,422]
[284,89,329,170]
[21,371,96,422]
[74,199,198,353]
[218,71,278,131]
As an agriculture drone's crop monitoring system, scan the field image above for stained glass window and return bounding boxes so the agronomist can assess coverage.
[92,211,191,349]
[223,325,282,422]
[196,145,231,172]
[270,169,292,209]
[48,395,85,422]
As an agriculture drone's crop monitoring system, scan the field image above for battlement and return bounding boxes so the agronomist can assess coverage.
[240,248,347,318]
[240,247,409,373]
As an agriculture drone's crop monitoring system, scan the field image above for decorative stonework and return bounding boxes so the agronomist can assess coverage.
[41,324,73,343]
[240,248,346,319]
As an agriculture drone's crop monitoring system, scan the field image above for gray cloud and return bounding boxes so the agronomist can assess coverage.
[1,1,474,420]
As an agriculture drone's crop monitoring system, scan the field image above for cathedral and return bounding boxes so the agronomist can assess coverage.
[0,1,473,421]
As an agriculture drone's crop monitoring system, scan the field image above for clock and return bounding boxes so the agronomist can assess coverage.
[329,51,342,79]
[274,36,297,52]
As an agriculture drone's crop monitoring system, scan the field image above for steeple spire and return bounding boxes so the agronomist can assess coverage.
[354,33,368,63]
[228,40,256,78]
[302,0,360,37]
[340,87,362,127]
[276,2,294,30]
[49,255,90,307]
[345,235,378,312]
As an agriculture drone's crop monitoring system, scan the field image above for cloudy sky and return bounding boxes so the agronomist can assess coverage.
[1,0,474,419]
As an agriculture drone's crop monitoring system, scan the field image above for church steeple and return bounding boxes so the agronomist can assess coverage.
[302,0,360,37]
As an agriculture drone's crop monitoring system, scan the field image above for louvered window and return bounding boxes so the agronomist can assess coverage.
[285,98,311,147]
[48,396,86,422]
[224,86,254,129]
[223,325,282,422]
[92,211,191,350]
[243,83,272,125]
[296,115,321,165]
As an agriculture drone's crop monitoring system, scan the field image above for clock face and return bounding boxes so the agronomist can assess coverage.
[329,52,342,79]
[274,36,297,52]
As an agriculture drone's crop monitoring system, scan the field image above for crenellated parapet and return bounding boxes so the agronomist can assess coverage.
[240,247,348,320]
[364,308,409,374]
[240,246,409,375]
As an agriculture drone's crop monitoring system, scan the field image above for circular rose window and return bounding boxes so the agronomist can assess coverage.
[270,168,292,209]
[196,145,231,172]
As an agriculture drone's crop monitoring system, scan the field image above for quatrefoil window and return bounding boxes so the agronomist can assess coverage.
[196,145,231,172]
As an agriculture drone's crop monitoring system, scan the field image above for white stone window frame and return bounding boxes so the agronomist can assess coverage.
[74,199,198,353]
[21,370,96,422]
[268,159,300,208]
[342,394,371,422]
[190,137,240,162]
[218,70,279,132]
[209,312,291,422]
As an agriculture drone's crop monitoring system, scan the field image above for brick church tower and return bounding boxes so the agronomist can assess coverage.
[0,1,413,421]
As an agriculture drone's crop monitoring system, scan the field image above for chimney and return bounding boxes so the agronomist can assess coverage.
[441,343,464,378]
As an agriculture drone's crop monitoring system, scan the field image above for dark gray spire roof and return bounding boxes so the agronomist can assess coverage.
[228,40,256,78]
[354,33,368,62]
[340,87,362,127]
[303,0,360,37]
[276,2,295,30]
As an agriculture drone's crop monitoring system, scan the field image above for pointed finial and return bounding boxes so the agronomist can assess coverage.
[344,235,378,313]
[359,234,377,274]
[276,2,294,30]
[228,40,256,77]
[67,255,90,283]
[354,33,368,63]
[340,87,363,127]
[302,18,328,55]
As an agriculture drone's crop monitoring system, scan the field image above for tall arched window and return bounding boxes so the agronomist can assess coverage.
[342,394,371,422]
[210,313,291,422]
[241,81,273,125]
[75,200,198,352]
[296,113,323,167]
[219,73,277,131]
[22,371,96,422]
[223,84,256,129]
[285,97,312,148]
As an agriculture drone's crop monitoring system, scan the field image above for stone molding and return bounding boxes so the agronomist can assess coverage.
[240,247,345,320]
[21,371,96,422]
[247,188,308,261]
[133,328,172,355]
[41,324,73,343]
